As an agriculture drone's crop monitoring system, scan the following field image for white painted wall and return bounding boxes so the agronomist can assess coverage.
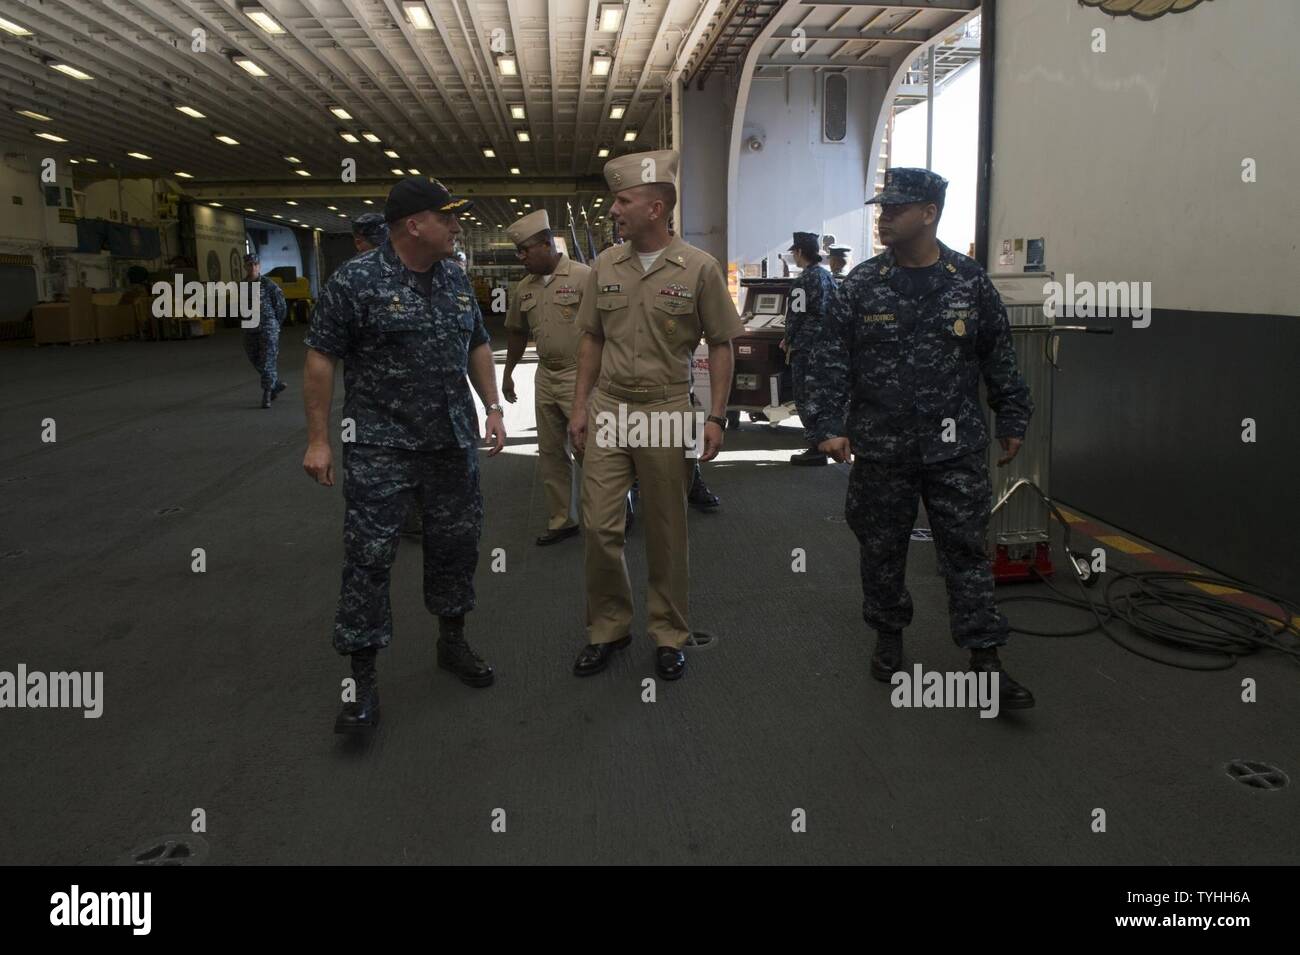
[891,60,980,257]
[732,67,888,274]
[679,75,732,264]
[82,178,156,224]
[990,0,1300,315]
[0,140,79,299]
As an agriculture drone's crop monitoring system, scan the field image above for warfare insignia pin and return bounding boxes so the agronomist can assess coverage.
[953,318,966,336]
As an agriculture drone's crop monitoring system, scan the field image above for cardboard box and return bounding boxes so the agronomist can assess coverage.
[32,290,96,343]
[94,304,137,340]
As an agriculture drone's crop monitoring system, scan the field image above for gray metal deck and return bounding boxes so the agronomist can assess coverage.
[1,326,1295,865]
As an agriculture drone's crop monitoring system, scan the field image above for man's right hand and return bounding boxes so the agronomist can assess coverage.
[818,436,852,464]
[303,442,335,486]
[503,375,517,404]
[568,406,589,455]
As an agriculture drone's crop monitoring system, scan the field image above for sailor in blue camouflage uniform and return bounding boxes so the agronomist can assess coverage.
[241,253,288,409]
[782,231,839,466]
[302,177,507,734]
[350,212,388,254]
[803,167,1037,709]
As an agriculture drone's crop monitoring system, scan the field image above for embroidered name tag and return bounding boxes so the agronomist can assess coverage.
[863,313,896,323]
[600,284,622,294]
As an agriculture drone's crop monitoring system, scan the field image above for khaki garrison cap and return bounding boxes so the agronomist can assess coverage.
[505,209,550,245]
[603,149,679,193]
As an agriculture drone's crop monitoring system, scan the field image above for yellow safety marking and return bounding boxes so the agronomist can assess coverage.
[1057,509,1084,524]
[1190,581,1242,596]
[1095,534,1152,555]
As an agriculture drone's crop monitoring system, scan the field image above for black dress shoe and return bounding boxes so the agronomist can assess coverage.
[271,381,287,400]
[334,649,380,733]
[437,633,495,687]
[655,646,686,681]
[536,524,579,546]
[260,389,272,409]
[790,448,828,466]
[573,634,633,676]
[870,631,905,682]
[969,647,1035,709]
[688,477,720,511]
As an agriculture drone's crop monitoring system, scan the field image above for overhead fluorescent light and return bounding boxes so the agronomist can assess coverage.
[623,129,637,142]
[482,146,495,158]
[338,214,348,218]
[34,132,67,142]
[69,159,80,164]
[244,7,286,35]
[509,167,520,175]
[598,3,624,32]
[591,53,612,77]
[51,63,94,81]
[383,149,399,159]
[215,134,240,145]
[273,214,283,218]
[17,109,53,122]
[509,104,525,120]
[290,218,299,222]
[286,200,298,205]
[403,2,433,30]
[327,205,338,211]
[497,54,517,77]
[516,130,530,142]
[284,156,301,163]
[330,106,352,120]
[176,105,206,119]
[509,198,517,204]
[295,169,312,176]
[407,168,420,175]
[339,131,359,143]
[211,202,223,207]
[609,105,626,120]
[83,157,97,163]
[391,167,404,175]
[127,151,152,160]
[233,57,268,77]
[363,199,374,205]
[362,132,380,143]
[0,16,33,37]
[524,203,531,209]
[597,146,610,157]
[244,208,256,212]
[174,171,194,179]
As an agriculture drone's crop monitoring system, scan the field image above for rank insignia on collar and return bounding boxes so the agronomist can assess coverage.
[945,262,957,273]
[600,284,622,293]
[521,292,534,300]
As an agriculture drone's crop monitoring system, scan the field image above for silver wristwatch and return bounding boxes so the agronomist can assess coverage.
[486,402,504,416]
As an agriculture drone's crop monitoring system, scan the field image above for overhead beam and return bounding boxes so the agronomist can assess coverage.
[758,56,893,69]
[770,27,929,43]
[798,0,977,9]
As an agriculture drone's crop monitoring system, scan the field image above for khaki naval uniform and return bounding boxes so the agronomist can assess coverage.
[504,250,592,530]
[577,155,743,648]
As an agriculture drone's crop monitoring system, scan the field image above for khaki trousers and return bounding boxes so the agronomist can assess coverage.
[582,386,695,648]
[535,364,580,530]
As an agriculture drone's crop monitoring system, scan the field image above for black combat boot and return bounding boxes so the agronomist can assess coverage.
[969,646,1035,710]
[260,388,272,409]
[688,465,720,511]
[870,631,905,682]
[271,381,287,400]
[790,447,828,466]
[334,647,380,733]
[437,615,494,687]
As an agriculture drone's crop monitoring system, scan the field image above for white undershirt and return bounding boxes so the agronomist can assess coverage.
[542,272,556,286]
[637,249,662,273]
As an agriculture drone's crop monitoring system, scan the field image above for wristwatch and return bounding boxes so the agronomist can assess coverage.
[706,414,727,428]
[486,402,504,416]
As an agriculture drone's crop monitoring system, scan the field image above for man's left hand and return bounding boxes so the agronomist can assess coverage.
[700,421,724,462]
[484,412,506,457]
[996,436,1023,466]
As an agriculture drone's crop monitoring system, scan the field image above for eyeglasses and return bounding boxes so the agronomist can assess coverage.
[515,240,546,256]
